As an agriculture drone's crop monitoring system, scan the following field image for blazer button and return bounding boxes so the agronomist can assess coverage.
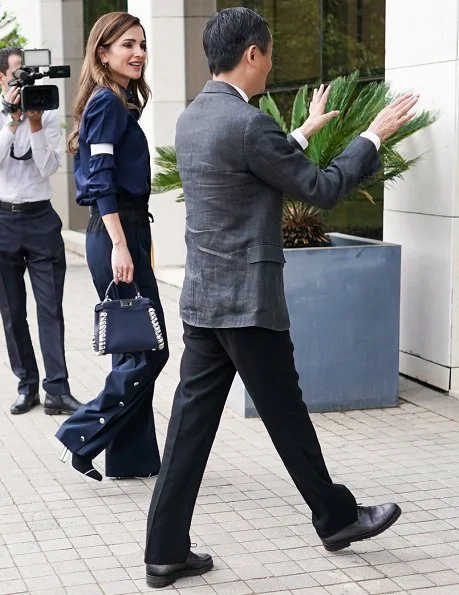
[119,402,124,407]
[99,417,105,424]
[80,436,85,442]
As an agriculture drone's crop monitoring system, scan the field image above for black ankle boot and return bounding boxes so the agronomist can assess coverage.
[10,392,40,414]
[44,393,82,415]
[71,453,102,481]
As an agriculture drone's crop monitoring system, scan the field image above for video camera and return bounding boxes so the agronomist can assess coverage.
[7,49,70,112]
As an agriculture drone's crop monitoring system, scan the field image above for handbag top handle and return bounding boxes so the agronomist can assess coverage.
[104,280,142,302]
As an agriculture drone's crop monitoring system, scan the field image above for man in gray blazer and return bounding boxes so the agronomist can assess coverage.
[145,7,418,588]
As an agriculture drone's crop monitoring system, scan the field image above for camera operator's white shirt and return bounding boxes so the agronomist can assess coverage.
[0,107,61,203]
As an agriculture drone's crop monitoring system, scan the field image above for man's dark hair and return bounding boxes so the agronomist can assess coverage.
[203,7,271,75]
[0,47,22,75]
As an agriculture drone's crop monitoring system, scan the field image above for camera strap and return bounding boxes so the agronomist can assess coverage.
[1,97,18,114]
[10,144,32,161]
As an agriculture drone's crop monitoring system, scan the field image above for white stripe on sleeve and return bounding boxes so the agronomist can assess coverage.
[90,143,114,156]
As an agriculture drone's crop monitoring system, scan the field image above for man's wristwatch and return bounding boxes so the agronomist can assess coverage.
[6,115,20,128]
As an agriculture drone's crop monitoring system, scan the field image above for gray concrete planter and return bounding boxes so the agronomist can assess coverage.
[228,233,401,416]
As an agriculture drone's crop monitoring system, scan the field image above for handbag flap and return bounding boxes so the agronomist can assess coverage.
[95,296,153,312]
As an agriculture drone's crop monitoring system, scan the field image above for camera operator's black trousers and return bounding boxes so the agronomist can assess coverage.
[56,211,169,477]
[145,323,358,564]
[0,201,70,397]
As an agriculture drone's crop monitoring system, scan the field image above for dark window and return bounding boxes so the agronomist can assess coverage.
[217,0,385,87]
[217,0,386,239]
[322,0,385,82]
[217,0,321,88]
[83,0,128,45]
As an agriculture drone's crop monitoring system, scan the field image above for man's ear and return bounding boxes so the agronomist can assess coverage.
[246,44,257,66]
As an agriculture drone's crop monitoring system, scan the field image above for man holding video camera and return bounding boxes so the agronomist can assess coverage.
[0,47,81,415]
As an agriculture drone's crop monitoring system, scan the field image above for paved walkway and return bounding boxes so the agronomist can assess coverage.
[1,252,459,595]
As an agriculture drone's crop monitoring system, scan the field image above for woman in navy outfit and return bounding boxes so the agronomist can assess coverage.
[56,12,169,481]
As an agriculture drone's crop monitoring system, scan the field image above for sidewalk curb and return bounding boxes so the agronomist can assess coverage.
[62,229,86,259]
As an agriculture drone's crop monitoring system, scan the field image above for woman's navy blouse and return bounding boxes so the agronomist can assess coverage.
[74,88,150,215]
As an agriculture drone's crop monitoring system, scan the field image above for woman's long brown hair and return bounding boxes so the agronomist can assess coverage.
[68,11,151,154]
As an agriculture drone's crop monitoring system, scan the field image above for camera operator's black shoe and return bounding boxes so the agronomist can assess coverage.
[10,392,40,414]
[146,552,213,588]
[44,393,82,415]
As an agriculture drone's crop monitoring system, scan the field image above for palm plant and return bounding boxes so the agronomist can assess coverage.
[152,72,436,247]
[152,146,183,198]
[0,9,26,48]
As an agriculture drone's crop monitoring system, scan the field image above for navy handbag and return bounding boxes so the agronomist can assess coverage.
[92,280,164,355]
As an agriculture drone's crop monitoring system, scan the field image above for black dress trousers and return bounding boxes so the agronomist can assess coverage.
[145,323,357,564]
[56,210,169,477]
[0,202,70,397]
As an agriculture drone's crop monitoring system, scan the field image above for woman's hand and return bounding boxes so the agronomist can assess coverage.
[111,243,134,284]
[102,213,134,284]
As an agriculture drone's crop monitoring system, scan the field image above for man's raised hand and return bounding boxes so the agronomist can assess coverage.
[368,93,419,143]
[299,84,340,139]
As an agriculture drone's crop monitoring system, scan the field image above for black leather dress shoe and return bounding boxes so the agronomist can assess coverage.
[44,393,82,415]
[321,503,401,552]
[10,392,40,415]
[146,551,213,588]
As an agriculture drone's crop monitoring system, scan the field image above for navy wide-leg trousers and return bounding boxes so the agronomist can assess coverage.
[56,214,168,477]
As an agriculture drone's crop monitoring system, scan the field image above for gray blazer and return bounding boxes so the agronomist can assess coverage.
[177,81,381,331]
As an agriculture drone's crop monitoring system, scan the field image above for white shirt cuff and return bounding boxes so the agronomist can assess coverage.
[290,128,309,151]
[360,131,381,151]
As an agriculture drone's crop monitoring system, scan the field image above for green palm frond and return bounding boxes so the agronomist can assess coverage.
[259,92,287,132]
[308,77,389,166]
[290,85,308,132]
[151,146,184,199]
[384,110,437,148]
[153,146,177,170]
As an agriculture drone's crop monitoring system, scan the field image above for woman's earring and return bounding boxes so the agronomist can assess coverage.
[102,61,107,68]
